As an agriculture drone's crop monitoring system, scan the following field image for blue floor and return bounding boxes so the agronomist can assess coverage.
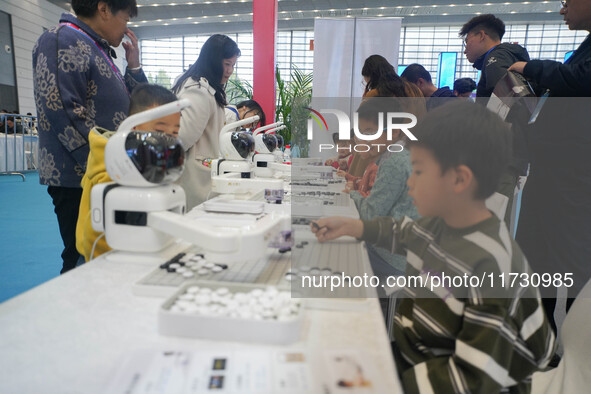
[0,172,62,302]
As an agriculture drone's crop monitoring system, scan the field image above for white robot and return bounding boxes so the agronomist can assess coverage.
[252,124,285,178]
[91,100,289,263]
[210,117,284,198]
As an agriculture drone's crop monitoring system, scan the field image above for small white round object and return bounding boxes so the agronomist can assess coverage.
[194,294,210,305]
[176,267,188,274]
[211,266,223,273]
[182,271,195,278]
[169,263,181,269]
[250,289,264,298]
[197,268,209,276]
[265,286,279,296]
[215,287,230,296]
[199,287,213,294]
[234,292,248,303]
[204,262,215,269]
[187,286,200,294]
[284,274,295,282]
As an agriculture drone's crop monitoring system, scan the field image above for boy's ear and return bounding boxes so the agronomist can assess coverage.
[452,164,475,194]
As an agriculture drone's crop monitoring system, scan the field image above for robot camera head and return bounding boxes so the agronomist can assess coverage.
[125,131,184,184]
[220,131,256,160]
[105,99,190,187]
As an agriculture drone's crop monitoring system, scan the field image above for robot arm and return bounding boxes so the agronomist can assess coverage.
[147,210,290,263]
[253,122,283,135]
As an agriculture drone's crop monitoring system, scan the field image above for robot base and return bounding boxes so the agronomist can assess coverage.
[253,153,275,178]
[99,184,186,253]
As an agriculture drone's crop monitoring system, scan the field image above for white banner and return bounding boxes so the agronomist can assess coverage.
[311,18,403,158]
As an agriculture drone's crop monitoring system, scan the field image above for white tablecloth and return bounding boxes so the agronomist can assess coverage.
[0,134,38,172]
[0,243,403,393]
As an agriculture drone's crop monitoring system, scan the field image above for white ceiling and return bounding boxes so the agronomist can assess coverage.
[47,0,565,39]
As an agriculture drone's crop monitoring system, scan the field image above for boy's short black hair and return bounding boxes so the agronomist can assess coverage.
[409,101,511,200]
[459,14,505,41]
[454,78,477,94]
[72,0,138,18]
[236,99,266,126]
[129,83,178,115]
[400,63,432,84]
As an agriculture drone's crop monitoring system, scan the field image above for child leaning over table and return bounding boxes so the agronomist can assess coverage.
[76,84,181,262]
[344,97,418,277]
[312,101,555,393]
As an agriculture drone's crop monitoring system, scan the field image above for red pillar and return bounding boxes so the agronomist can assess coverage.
[252,0,277,125]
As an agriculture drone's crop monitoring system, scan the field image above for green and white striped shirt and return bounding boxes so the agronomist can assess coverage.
[362,215,555,394]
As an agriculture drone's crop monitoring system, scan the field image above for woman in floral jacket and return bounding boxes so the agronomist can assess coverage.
[33,0,147,273]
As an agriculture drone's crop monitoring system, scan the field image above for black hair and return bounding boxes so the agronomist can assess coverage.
[129,83,178,115]
[357,96,405,124]
[361,55,406,97]
[172,34,241,108]
[72,0,138,18]
[409,101,511,200]
[236,99,266,126]
[459,14,505,41]
[400,63,432,84]
[454,78,477,94]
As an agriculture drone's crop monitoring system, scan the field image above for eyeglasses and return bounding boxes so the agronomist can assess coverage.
[463,31,484,44]
[560,0,568,8]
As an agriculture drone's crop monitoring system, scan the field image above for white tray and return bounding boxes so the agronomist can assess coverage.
[158,281,304,345]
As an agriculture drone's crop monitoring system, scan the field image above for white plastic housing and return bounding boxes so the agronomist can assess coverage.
[102,184,186,252]
[104,99,191,187]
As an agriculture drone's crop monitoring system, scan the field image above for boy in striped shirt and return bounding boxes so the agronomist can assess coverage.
[312,101,555,393]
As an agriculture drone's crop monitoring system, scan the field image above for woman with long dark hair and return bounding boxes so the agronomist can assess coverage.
[347,55,426,178]
[173,34,240,209]
[361,54,407,98]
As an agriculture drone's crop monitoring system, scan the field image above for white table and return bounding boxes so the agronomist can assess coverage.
[0,134,38,172]
[0,243,403,393]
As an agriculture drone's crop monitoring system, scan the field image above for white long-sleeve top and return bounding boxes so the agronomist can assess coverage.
[176,77,225,210]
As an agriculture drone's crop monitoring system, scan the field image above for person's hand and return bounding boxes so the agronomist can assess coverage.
[508,61,527,74]
[342,181,354,194]
[336,169,346,178]
[122,29,141,69]
[310,217,363,242]
[325,158,334,166]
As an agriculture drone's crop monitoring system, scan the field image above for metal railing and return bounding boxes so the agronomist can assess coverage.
[0,113,38,181]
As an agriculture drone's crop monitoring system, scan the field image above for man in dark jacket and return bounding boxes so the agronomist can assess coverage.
[508,0,591,334]
[460,14,531,227]
[400,63,456,111]
[461,14,531,98]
